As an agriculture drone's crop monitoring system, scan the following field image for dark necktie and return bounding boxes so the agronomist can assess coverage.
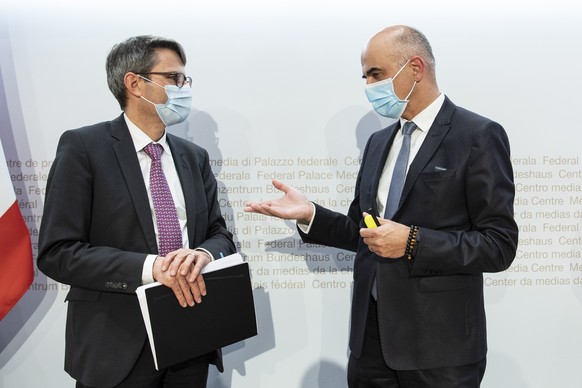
[143,143,183,256]
[372,121,417,300]
[384,121,417,219]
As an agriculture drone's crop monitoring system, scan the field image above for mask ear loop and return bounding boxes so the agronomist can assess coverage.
[140,95,158,106]
[137,74,166,89]
[392,58,412,80]
[404,80,416,100]
[138,75,168,106]
[393,58,415,101]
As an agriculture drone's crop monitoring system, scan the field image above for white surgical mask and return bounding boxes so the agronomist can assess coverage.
[140,76,192,126]
[365,59,416,119]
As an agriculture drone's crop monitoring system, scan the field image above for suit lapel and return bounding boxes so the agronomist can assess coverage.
[397,97,456,213]
[167,136,197,247]
[110,115,158,253]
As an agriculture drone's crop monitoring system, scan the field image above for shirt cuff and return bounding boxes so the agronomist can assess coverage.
[195,247,215,261]
[142,254,158,285]
[297,202,317,234]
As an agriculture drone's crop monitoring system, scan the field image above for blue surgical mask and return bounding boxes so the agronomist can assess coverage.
[365,59,416,119]
[140,76,192,126]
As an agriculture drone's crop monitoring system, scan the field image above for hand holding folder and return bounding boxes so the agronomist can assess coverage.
[136,253,257,370]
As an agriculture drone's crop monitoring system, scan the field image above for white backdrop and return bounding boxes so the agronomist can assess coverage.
[1,1,581,387]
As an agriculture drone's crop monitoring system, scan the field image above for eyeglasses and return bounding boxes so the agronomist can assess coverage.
[134,72,192,88]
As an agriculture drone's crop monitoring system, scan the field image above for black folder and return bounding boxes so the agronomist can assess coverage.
[136,254,257,370]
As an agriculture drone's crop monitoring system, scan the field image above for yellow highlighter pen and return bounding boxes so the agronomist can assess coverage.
[364,209,381,228]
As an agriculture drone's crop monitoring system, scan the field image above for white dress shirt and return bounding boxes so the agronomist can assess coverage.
[376,93,445,216]
[124,115,190,284]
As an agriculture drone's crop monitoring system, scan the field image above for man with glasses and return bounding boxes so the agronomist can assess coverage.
[38,35,235,388]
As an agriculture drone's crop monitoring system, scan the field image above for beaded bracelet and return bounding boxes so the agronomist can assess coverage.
[405,225,419,260]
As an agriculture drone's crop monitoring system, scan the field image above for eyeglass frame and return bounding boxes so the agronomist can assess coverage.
[133,71,192,88]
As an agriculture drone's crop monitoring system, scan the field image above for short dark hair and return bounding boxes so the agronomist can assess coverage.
[105,35,187,109]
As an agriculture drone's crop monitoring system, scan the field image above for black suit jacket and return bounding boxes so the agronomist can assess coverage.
[38,114,236,387]
[300,96,518,370]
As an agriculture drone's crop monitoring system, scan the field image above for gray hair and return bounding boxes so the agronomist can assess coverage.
[393,26,436,73]
[106,35,187,109]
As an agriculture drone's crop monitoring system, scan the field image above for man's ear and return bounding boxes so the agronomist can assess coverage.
[409,56,426,83]
[124,72,143,98]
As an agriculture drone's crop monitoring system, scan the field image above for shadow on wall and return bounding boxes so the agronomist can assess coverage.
[325,106,395,163]
[169,110,276,386]
[300,359,348,388]
[168,108,250,254]
[203,106,389,385]
[261,107,395,273]
[482,351,528,388]
[168,109,235,244]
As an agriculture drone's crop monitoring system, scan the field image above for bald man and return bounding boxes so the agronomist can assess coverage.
[246,25,518,387]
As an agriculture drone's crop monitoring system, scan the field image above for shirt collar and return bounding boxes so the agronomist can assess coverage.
[399,93,445,133]
[124,113,171,154]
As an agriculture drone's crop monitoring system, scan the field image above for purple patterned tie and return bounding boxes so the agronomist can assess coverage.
[143,143,183,256]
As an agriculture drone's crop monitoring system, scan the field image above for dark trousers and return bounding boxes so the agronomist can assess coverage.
[76,341,210,388]
[347,298,486,388]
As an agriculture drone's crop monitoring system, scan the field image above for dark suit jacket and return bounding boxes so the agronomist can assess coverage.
[37,114,236,387]
[300,96,518,370]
